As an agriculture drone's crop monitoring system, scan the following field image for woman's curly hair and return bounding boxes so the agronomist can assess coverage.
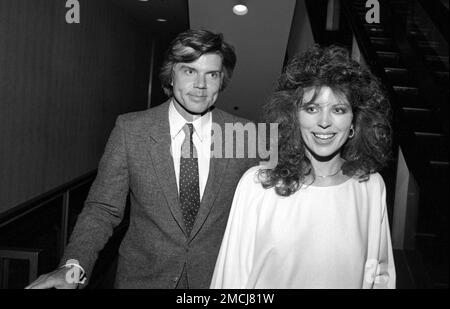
[259,45,392,196]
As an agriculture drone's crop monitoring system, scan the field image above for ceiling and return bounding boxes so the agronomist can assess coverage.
[188,0,296,121]
[110,0,189,37]
[110,0,298,121]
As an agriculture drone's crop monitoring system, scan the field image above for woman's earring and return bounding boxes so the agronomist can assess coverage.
[348,127,355,139]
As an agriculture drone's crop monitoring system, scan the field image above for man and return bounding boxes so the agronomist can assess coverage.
[26,29,257,289]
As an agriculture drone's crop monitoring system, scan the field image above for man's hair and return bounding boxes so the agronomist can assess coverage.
[259,45,392,197]
[159,29,237,97]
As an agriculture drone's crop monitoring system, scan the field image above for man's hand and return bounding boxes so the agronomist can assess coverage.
[25,267,79,289]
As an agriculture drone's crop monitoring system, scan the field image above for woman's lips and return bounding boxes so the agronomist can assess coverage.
[313,133,336,140]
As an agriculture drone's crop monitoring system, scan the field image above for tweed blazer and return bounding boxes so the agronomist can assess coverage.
[61,101,258,288]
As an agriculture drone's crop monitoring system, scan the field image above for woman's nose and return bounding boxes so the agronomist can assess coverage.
[318,112,331,129]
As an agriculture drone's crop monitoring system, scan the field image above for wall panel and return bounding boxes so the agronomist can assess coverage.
[0,0,151,214]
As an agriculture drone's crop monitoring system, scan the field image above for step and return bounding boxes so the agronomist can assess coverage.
[414,132,449,164]
[434,71,449,87]
[408,25,432,37]
[424,55,449,71]
[401,107,442,133]
[413,40,449,56]
[393,85,418,95]
[407,28,431,41]
[364,24,390,37]
[370,37,397,52]
[377,51,403,67]
[384,67,414,86]
[393,86,426,109]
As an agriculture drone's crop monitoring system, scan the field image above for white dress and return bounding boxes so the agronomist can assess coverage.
[210,166,396,289]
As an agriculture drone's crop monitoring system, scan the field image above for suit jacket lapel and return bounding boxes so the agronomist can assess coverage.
[189,108,230,241]
[147,102,186,235]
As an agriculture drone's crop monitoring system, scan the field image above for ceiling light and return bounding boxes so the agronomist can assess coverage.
[233,4,248,16]
[156,18,167,22]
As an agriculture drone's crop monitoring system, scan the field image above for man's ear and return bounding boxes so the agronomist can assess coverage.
[170,65,176,86]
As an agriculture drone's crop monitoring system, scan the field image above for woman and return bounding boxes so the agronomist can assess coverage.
[210,45,396,289]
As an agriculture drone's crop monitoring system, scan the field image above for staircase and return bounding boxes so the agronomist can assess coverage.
[350,0,449,288]
[306,0,448,288]
[353,0,449,288]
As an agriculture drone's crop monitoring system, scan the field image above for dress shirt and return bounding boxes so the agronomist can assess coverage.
[169,100,212,200]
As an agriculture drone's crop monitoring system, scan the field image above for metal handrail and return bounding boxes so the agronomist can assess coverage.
[0,170,97,229]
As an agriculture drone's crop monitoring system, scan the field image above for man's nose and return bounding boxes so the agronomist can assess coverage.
[194,74,207,88]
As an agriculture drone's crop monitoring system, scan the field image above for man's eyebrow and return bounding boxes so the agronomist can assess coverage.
[179,64,195,69]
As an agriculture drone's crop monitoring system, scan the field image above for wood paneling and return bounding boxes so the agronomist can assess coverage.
[0,0,152,213]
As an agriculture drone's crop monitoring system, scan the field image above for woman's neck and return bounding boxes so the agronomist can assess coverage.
[309,155,344,177]
[305,154,349,187]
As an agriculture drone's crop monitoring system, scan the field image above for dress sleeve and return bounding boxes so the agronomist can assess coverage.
[210,168,260,289]
[373,178,396,289]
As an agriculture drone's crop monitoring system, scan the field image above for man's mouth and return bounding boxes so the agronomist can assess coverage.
[189,94,207,101]
[189,93,207,98]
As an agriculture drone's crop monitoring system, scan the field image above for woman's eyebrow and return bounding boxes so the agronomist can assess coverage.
[334,101,351,107]
[300,102,319,108]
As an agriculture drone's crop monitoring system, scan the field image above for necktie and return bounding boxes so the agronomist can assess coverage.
[179,123,200,236]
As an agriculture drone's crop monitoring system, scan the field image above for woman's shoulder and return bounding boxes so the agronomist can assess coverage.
[352,172,386,197]
[364,172,386,189]
[239,165,266,186]
[232,166,270,208]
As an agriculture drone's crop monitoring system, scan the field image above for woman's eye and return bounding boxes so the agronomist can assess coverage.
[305,106,317,113]
[334,107,348,114]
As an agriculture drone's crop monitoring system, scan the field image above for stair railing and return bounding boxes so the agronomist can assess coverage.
[0,170,97,288]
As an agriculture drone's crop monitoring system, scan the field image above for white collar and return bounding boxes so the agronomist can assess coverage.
[169,100,212,142]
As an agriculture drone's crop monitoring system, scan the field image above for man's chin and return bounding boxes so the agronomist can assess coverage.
[186,103,212,115]
[173,97,214,117]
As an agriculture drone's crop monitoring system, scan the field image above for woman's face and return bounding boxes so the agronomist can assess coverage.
[298,86,353,159]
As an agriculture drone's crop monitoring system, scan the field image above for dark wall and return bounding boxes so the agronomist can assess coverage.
[0,0,152,214]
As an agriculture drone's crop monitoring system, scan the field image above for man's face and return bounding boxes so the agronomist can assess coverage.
[172,53,224,121]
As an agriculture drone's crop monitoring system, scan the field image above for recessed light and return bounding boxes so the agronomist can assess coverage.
[156,18,167,22]
[233,4,248,16]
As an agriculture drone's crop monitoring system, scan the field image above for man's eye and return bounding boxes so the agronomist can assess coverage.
[184,69,194,75]
[209,72,219,79]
